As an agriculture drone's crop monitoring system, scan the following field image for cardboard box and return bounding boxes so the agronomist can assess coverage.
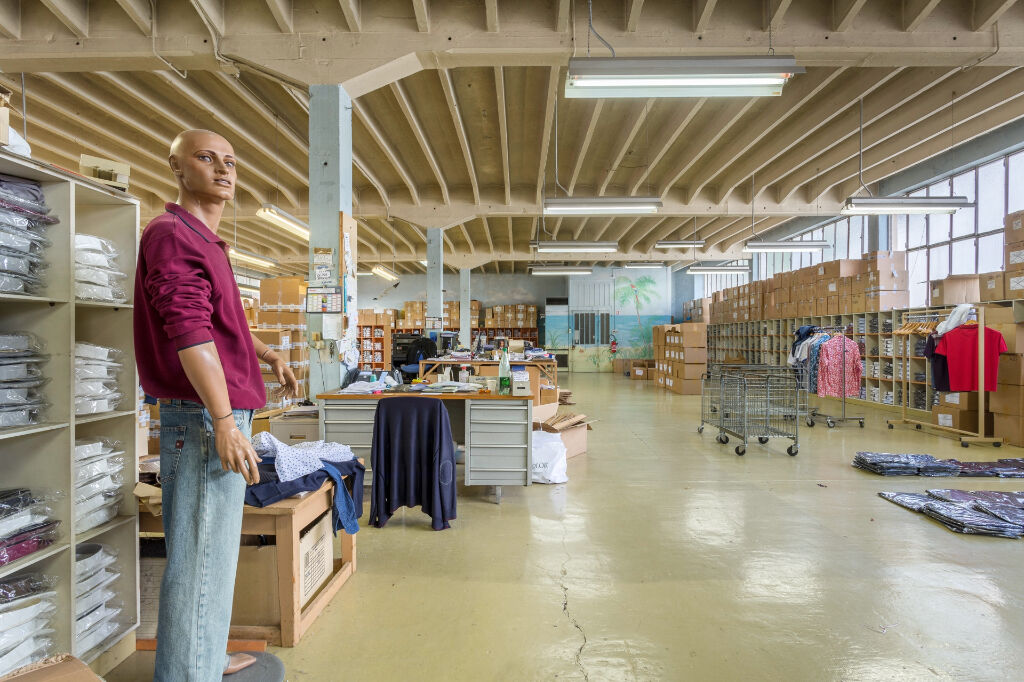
[1005,210,1024,241]
[994,412,1024,446]
[669,379,701,395]
[682,347,708,364]
[993,323,1024,354]
[682,363,705,380]
[1006,272,1024,300]
[990,383,1024,415]
[938,391,979,410]
[0,654,103,681]
[863,250,908,270]
[998,353,1024,385]
[865,290,909,312]
[827,295,839,315]
[1005,241,1024,275]
[931,404,979,431]
[980,271,1006,302]
[252,329,291,349]
[817,259,866,279]
[866,268,909,291]
[931,275,981,306]
[539,413,592,458]
[631,367,648,380]
[851,292,865,313]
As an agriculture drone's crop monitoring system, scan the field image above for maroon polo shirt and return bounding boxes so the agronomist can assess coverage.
[133,203,265,410]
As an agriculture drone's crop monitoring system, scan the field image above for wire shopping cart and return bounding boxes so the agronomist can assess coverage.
[699,364,804,456]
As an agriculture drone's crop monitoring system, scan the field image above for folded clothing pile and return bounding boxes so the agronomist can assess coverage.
[0,572,59,676]
[0,489,60,568]
[74,543,123,659]
[74,343,124,416]
[74,234,127,303]
[0,332,49,429]
[879,488,1024,538]
[853,452,961,476]
[73,439,125,533]
[0,174,57,296]
[951,459,1024,478]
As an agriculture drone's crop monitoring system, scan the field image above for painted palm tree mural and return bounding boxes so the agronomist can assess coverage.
[615,275,660,359]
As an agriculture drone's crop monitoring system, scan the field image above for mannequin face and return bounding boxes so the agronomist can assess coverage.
[168,131,236,204]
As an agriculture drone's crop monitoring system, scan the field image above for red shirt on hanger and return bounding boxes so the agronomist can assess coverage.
[934,325,1006,392]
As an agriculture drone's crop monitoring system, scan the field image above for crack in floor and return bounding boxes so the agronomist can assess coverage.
[561,527,589,681]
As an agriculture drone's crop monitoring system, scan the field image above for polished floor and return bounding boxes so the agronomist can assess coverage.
[110,373,1024,681]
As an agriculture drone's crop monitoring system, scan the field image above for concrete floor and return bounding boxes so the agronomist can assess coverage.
[110,372,1024,681]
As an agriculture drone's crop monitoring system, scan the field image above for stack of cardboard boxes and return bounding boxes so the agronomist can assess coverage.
[681,298,710,322]
[994,348,1024,445]
[484,304,537,328]
[256,276,309,405]
[979,210,1024,301]
[356,309,394,372]
[442,299,482,328]
[857,251,910,312]
[401,300,426,328]
[932,391,993,434]
[651,323,707,394]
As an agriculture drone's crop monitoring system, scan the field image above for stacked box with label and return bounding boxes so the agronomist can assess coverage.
[851,251,909,312]
[994,349,1024,445]
[663,322,707,394]
[931,391,993,434]
[401,300,426,329]
[1004,211,1024,300]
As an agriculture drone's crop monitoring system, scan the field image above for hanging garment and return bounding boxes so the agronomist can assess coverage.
[934,325,1006,392]
[790,325,817,363]
[817,335,862,398]
[923,334,950,392]
[807,334,831,393]
[937,303,974,336]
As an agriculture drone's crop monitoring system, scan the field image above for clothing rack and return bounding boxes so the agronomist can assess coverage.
[807,325,865,428]
[886,305,1001,447]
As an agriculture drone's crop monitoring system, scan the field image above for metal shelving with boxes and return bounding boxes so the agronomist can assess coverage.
[0,150,140,676]
[255,276,310,408]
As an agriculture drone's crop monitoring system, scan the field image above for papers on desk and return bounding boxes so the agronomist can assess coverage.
[340,377,399,394]
[416,381,480,393]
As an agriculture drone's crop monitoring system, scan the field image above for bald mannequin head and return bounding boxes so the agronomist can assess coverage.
[168,130,236,225]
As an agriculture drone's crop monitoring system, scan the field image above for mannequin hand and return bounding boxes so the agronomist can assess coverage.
[213,418,262,485]
[271,358,299,398]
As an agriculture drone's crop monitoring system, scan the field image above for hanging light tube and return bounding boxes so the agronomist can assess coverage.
[654,239,705,249]
[565,56,805,99]
[623,262,665,269]
[687,263,750,274]
[743,239,829,253]
[532,240,620,253]
[840,196,974,215]
[237,283,260,295]
[372,264,400,281]
[229,247,277,271]
[543,197,661,215]
[256,203,311,241]
[529,265,594,276]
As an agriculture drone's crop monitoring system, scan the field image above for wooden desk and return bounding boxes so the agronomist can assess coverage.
[316,391,534,489]
[139,481,355,647]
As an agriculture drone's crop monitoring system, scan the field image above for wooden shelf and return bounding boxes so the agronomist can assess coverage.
[75,410,137,425]
[0,422,70,441]
[0,293,68,304]
[75,300,134,309]
[0,542,70,580]
[76,515,136,544]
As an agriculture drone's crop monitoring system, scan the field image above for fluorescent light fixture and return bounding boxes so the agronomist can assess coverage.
[565,56,805,98]
[372,264,399,281]
[256,203,310,241]
[543,197,661,215]
[743,240,829,253]
[419,260,428,265]
[532,240,619,253]
[840,196,974,215]
[623,262,664,269]
[529,265,594,276]
[687,263,750,274]
[229,248,277,271]
[654,239,705,249]
[356,271,375,277]
[237,283,260,295]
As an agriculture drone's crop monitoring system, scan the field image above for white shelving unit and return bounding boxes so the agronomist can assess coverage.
[0,150,140,675]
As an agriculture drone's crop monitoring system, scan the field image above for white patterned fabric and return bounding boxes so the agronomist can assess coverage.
[251,431,355,482]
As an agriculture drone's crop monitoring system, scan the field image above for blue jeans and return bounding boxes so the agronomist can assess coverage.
[155,401,253,682]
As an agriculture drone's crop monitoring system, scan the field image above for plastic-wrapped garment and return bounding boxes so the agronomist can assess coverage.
[74,342,122,363]
[0,633,54,678]
[0,507,52,540]
[0,197,57,225]
[75,281,127,303]
[75,494,122,533]
[0,271,44,294]
[75,394,123,416]
[0,333,44,357]
[921,500,1024,538]
[75,454,125,485]
[74,474,122,504]
[0,223,49,254]
[878,491,935,511]
[0,592,56,631]
[75,378,117,399]
[74,234,118,256]
[0,185,48,216]
[0,403,47,429]
[0,174,45,206]
[73,439,121,462]
[74,249,119,270]
[75,265,126,287]
[76,603,121,638]
[75,586,114,619]
[0,356,45,382]
[926,488,982,504]
[77,619,119,659]
[853,452,960,476]
[0,254,31,276]
[0,520,60,567]
[0,383,45,407]
[0,616,51,654]
[0,573,57,604]
[74,360,122,380]
[971,501,1024,525]
[0,489,35,520]
[75,568,118,599]
[75,543,118,580]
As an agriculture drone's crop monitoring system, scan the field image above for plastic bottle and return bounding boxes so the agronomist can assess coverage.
[498,349,512,395]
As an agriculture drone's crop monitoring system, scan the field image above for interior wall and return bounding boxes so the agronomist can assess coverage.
[358,273,567,309]
[671,269,702,321]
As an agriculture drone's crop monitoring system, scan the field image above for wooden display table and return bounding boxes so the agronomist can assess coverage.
[139,481,355,647]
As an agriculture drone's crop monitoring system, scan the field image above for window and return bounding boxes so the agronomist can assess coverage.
[978,159,1005,232]
[703,265,749,295]
[1009,151,1024,214]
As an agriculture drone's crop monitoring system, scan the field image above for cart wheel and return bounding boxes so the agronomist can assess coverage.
[826,419,836,428]
[915,424,922,430]
[697,426,704,434]
[887,424,894,429]
[758,437,769,444]
[859,420,865,428]
[735,446,746,456]
[717,434,729,444]
[994,442,1002,448]
[787,445,799,456]
[961,441,969,448]
[806,418,815,427]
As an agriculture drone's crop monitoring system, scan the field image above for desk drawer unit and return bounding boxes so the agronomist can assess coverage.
[322,401,378,456]
[466,401,532,486]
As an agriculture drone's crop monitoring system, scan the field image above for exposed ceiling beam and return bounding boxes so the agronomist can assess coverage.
[764,0,793,31]
[598,99,653,196]
[263,0,293,33]
[411,0,429,32]
[903,0,941,31]
[338,0,361,31]
[190,0,225,36]
[353,101,421,206]
[626,0,644,31]
[215,73,307,156]
[0,0,18,39]
[718,217,790,251]
[568,100,604,194]
[390,80,450,205]
[113,0,151,35]
[437,68,479,204]
[485,0,499,32]
[629,100,706,195]
[625,216,672,252]
[694,0,718,32]
[832,0,868,32]
[494,67,511,205]
[536,66,560,204]
[973,0,1019,31]
[458,223,477,255]
[40,0,88,38]
[555,0,570,31]
[481,217,495,257]
[507,217,514,254]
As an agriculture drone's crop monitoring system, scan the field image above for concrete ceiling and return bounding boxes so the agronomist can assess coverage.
[1,0,1023,274]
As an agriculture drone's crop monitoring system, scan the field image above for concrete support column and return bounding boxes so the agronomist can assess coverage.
[426,229,444,325]
[459,268,472,348]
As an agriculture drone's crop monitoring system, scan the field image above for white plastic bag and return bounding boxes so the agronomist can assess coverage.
[531,430,568,484]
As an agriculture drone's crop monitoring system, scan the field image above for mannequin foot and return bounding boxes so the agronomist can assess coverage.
[224,653,258,675]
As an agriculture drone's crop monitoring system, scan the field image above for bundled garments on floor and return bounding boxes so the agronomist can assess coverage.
[879,488,1024,538]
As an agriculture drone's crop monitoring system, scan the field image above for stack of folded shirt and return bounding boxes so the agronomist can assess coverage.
[73,441,126,533]
[74,343,124,417]
[0,490,60,568]
[920,500,1024,538]
[880,488,1024,538]
[853,452,960,476]
[877,491,933,511]
[0,332,48,429]
[0,174,57,296]
[74,544,123,659]
[0,572,59,676]
[74,234,127,303]
[946,459,1024,477]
